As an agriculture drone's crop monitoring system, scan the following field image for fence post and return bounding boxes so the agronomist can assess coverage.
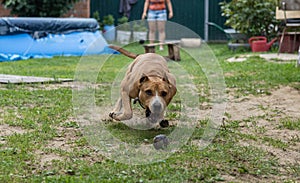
[204,0,209,42]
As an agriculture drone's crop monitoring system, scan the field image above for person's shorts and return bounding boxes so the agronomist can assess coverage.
[147,10,167,21]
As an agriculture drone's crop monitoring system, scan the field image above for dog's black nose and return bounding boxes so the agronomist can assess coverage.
[153,101,162,111]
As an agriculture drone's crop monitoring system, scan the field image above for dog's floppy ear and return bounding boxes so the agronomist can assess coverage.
[169,83,177,96]
[164,83,176,105]
[131,75,149,98]
[162,73,169,84]
[164,73,177,104]
[162,73,176,86]
[139,74,149,85]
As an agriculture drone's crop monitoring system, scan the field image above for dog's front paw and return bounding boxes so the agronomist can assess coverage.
[109,112,120,121]
[159,120,169,128]
[109,112,132,121]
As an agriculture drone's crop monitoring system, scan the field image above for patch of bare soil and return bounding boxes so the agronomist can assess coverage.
[35,126,78,169]
[224,86,300,181]
[35,124,104,171]
[24,82,75,91]
[0,84,7,90]
[226,86,300,121]
[0,124,27,137]
[0,124,29,145]
[0,82,74,91]
[36,150,64,168]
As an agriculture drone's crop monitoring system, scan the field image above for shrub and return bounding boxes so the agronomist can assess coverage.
[93,11,102,30]
[117,16,130,31]
[103,14,115,26]
[2,0,79,17]
[220,0,280,39]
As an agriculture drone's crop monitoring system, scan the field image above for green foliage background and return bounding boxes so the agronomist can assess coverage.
[2,0,79,17]
[220,0,281,39]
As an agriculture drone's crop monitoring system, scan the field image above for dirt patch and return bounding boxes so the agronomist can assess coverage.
[0,124,27,136]
[225,86,300,180]
[0,124,28,145]
[226,86,300,121]
[36,126,79,164]
[36,150,64,168]
[35,123,105,171]
[226,87,300,144]
[221,173,292,183]
[0,84,7,90]
[23,82,75,91]
[193,86,300,181]
[239,139,300,166]
[44,126,78,152]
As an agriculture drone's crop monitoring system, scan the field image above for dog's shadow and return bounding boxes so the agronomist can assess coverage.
[104,121,175,145]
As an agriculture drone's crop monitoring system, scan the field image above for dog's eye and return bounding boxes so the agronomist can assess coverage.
[145,90,152,96]
[161,91,168,97]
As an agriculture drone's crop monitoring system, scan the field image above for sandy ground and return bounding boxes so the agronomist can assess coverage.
[223,86,300,182]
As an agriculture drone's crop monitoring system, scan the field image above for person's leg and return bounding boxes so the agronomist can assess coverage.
[148,21,157,44]
[157,20,166,50]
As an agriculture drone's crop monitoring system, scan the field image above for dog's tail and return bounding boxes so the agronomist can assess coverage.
[109,45,138,59]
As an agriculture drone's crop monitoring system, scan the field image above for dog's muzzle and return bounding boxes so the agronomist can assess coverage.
[147,97,165,123]
[134,96,166,123]
[152,100,162,113]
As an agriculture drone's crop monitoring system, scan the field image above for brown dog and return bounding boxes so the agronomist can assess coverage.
[109,45,177,124]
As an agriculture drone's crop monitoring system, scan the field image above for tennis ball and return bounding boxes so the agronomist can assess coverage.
[153,134,169,150]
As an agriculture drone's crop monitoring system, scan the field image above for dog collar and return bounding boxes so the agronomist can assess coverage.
[133,97,146,109]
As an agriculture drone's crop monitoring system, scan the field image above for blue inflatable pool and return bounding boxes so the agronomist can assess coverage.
[0,17,116,62]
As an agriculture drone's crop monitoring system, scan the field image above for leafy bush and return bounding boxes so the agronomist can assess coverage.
[103,14,115,26]
[2,0,79,17]
[117,16,130,31]
[220,0,280,38]
[92,11,102,30]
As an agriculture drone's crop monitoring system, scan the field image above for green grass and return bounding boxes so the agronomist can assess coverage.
[279,118,300,130]
[211,44,300,96]
[0,43,299,182]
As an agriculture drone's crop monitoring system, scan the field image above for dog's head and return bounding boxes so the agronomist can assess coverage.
[138,74,176,123]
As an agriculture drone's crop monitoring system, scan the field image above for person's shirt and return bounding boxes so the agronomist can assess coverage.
[149,0,166,11]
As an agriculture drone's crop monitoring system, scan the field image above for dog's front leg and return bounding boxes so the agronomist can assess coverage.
[109,98,122,118]
[109,91,132,121]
